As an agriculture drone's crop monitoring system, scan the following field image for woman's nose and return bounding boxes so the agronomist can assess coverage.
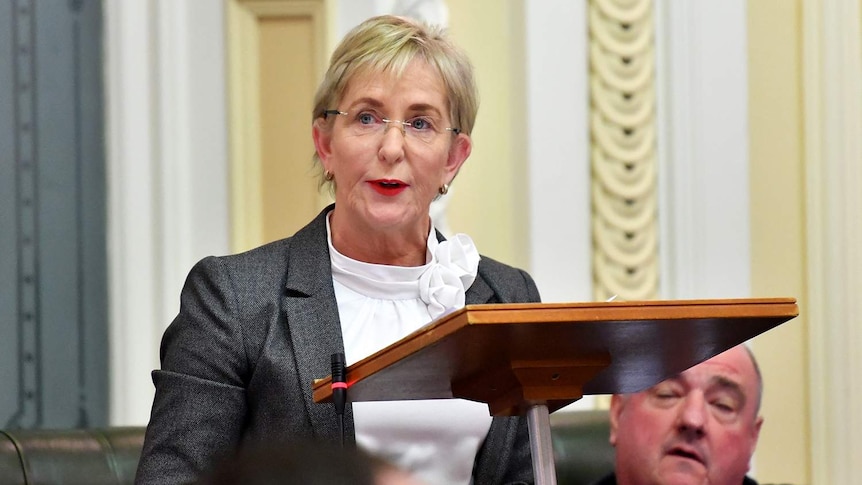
[378,122,406,162]
[382,119,407,136]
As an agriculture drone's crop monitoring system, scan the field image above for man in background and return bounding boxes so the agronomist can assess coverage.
[593,345,764,485]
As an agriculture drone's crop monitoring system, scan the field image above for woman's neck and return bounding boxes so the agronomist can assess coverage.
[328,210,431,266]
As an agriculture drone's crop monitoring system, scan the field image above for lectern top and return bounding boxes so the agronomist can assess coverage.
[313,298,797,416]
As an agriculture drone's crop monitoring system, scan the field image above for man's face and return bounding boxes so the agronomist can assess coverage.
[609,346,764,485]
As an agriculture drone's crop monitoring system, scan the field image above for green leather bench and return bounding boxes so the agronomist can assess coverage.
[0,427,144,485]
[0,410,615,485]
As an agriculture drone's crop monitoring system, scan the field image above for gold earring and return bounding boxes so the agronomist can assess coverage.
[439,183,449,195]
[324,170,334,181]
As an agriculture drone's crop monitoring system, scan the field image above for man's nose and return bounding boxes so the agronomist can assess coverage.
[676,393,707,437]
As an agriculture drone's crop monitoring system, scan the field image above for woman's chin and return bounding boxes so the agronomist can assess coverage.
[360,203,425,231]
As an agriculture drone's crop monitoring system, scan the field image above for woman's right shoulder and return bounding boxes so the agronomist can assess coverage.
[201,204,331,276]
[188,237,294,297]
[165,237,298,371]
[215,236,292,267]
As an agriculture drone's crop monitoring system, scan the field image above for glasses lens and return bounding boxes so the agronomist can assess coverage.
[342,111,449,144]
[403,117,442,144]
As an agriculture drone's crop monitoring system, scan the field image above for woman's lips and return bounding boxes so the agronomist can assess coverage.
[368,179,408,196]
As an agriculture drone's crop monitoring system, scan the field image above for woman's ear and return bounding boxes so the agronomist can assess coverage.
[444,133,472,184]
[313,118,333,170]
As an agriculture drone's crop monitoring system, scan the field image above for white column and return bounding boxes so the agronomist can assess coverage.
[654,0,750,299]
[104,0,229,425]
[525,1,593,304]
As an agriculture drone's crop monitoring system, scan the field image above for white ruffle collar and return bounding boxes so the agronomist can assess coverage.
[326,215,480,320]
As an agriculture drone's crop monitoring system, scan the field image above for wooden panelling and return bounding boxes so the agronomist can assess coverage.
[227,0,328,252]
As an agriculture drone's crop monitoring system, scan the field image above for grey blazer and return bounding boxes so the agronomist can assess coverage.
[135,205,541,485]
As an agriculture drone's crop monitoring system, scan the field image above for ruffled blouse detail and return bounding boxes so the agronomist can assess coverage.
[419,234,479,319]
[327,221,480,321]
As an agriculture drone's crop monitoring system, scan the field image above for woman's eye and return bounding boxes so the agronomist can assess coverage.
[409,117,432,131]
[358,112,376,125]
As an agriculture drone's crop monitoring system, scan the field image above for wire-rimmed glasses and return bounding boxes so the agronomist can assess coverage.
[323,109,460,144]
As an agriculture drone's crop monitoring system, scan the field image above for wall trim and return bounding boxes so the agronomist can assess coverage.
[803,1,862,482]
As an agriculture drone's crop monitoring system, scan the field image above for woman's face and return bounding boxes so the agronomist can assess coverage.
[313,60,471,240]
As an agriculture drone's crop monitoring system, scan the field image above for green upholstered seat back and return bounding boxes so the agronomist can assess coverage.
[0,427,144,485]
[0,411,614,485]
[551,409,615,485]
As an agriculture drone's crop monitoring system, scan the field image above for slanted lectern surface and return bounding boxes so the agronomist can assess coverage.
[313,298,797,416]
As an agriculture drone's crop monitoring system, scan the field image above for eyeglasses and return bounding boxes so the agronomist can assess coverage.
[322,109,461,144]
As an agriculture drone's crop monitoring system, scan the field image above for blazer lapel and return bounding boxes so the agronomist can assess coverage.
[281,205,354,442]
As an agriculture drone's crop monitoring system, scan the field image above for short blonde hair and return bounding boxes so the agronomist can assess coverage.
[311,15,478,189]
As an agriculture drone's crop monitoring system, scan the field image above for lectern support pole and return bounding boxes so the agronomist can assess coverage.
[526,403,557,485]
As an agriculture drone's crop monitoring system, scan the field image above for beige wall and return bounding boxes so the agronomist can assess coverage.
[748,1,810,483]
[445,1,530,269]
[227,1,328,252]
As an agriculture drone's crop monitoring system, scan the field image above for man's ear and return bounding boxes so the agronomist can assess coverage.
[443,133,471,185]
[745,416,764,473]
[313,118,333,171]
[609,394,625,447]
[751,415,764,449]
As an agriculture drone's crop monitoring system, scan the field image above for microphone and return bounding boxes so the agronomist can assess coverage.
[330,352,347,447]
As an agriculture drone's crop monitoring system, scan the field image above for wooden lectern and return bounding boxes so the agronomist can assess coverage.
[313,298,798,485]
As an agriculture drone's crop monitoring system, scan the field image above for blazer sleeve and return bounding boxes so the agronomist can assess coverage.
[135,256,249,485]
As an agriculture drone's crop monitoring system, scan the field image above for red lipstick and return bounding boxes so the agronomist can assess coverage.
[368,179,408,196]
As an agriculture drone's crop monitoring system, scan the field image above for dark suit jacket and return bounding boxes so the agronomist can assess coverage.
[135,205,541,485]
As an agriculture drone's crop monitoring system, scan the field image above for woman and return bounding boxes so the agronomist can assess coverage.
[136,15,540,485]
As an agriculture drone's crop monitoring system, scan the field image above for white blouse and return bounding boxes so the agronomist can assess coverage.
[327,216,493,485]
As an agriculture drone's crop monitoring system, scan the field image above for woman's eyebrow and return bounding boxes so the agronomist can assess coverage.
[406,103,443,116]
[346,97,384,110]
[345,98,444,115]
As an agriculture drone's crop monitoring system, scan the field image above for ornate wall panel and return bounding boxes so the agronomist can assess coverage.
[589,0,658,301]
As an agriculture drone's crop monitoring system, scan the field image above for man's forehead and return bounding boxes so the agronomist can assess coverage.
[677,348,756,387]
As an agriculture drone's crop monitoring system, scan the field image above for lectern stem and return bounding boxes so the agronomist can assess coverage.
[526,403,557,485]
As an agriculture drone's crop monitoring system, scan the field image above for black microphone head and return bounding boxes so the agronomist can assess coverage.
[331,352,346,383]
